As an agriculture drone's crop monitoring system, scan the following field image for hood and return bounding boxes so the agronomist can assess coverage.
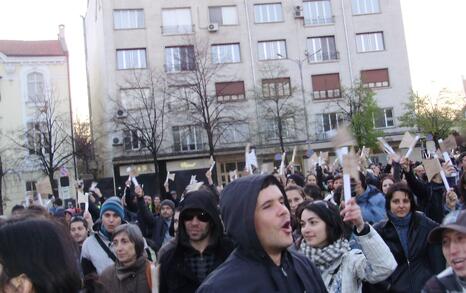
[357,185,381,203]
[178,189,223,247]
[220,174,289,259]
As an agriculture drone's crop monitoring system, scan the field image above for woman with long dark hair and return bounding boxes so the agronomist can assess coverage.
[297,199,396,292]
[366,182,445,292]
[0,218,81,293]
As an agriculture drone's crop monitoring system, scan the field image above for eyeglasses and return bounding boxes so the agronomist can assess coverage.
[182,210,210,222]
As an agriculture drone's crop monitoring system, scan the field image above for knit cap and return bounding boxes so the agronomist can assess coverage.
[100,196,124,220]
[160,199,175,211]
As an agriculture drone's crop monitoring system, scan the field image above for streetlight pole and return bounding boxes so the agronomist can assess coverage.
[278,50,321,149]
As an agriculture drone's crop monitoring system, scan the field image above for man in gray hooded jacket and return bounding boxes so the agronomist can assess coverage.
[197,175,327,293]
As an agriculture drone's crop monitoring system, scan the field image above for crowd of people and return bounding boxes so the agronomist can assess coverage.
[1,146,466,293]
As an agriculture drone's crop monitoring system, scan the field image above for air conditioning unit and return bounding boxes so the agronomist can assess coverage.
[116,109,127,119]
[294,6,304,18]
[112,136,123,146]
[207,23,219,32]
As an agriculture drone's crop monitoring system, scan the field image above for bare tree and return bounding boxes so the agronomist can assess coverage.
[74,118,95,178]
[111,68,168,192]
[10,90,74,197]
[166,36,245,160]
[254,62,303,153]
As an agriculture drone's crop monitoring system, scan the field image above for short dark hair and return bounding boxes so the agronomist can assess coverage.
[261,175,290,211]
[69,216,88,230]
[297,200,345,245]
[0,218,81,292]
[385,182,417,213]
[11,204,25,214]
[303,184,323,200]
[285,185,305,199]
[54,198,63,207]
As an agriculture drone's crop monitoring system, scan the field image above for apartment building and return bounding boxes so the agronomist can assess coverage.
[85,0,411,193]
[0,26,75,213]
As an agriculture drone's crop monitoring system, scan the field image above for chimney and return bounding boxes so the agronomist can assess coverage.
[58,24,68,53]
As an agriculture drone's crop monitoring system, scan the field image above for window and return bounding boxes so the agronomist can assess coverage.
[254,3,283,23]
[352,0,380,15]
[265,117,296,139]
[311,73,340,99]
[374,108,394,128]
[113,9,144,29]
[120,88,150,110]
[26,181,37,192]
[116,49,147,69]
[168,85,195,112]
[162,8,192,34]
[361,68,389,88]
[262,78,291,98]
[209,6,238,25]
[215,81,245,102]
[27,72,44,100]
[26,122,48,155]
[321,112,344,132]
[123,130,144,151]
[307,36,338,62]
[220,161,245,185]
[257,40,287,60]
[219,122,249,144]
[211,43,241,64]
[356,32,384,52]
[303,0,334,25]
[165,46,195,73]
[172,125,204,152]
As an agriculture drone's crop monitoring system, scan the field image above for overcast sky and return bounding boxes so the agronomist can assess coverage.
[0,0,465,119]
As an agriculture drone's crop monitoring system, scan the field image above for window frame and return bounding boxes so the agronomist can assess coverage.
[164,46,196,73]
[172,125,205,152]
[303,0,334,26]
[261,77,292,98]
[306,36,339,63]
[116,48,147,70]
[373,108,394,129]
[215,81,246,103]
[208,6,239,26]
[356,32,385,53]
[161,8,193,35]
[211,43,241,64]
[352,0,381,15]
[254,3,284,24]
[27,72,45,101]
[361,68,390,88]
[113,9,145,30]
[257,40,287,60]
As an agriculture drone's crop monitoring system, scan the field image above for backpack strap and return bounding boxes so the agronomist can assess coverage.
[145,262,152,289]
[94,234,117,262]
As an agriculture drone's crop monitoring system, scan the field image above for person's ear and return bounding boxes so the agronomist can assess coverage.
[9,274,34,293]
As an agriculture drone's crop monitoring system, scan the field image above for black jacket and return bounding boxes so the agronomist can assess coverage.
[136,197,169,252]
[405,170,446,224]
[365,211,444,292]
[197,175,327,293]
[159,190,234,293]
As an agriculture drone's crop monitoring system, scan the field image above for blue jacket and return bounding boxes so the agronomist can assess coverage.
[356,185,386,224]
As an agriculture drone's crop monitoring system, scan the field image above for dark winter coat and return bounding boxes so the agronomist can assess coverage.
[137,197,170,252]
[197,175,327,293]
[405,170,447,224]
[365,211,444,292]
[159,190,234,293]
[99,255,151,293]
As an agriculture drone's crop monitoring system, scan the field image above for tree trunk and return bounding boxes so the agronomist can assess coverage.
[153,155,161,195]
[48,171,58,198]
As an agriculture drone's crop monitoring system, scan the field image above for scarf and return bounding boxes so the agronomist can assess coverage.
[388,211,412,257]
[300,238,350,272]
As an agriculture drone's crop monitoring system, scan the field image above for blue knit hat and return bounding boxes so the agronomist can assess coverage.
[100,196,124,220]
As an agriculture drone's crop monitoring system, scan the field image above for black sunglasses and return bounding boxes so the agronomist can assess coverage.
[182,210,210,222]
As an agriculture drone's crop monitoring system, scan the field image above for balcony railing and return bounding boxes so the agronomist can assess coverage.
[304,16,335,26]
[161,24,194,35]
[308,51,339,63]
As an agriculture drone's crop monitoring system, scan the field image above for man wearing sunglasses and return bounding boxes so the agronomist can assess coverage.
[198,175,326,293]
[159,189,234,293]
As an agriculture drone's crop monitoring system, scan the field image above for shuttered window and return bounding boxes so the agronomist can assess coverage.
[361,68,389,88]
[215,81,245,102]
[311,73,340,99]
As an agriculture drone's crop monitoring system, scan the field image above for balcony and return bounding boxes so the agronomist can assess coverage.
[304,16,335,26]
[161,24,194,35]
[308,51,339,63]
